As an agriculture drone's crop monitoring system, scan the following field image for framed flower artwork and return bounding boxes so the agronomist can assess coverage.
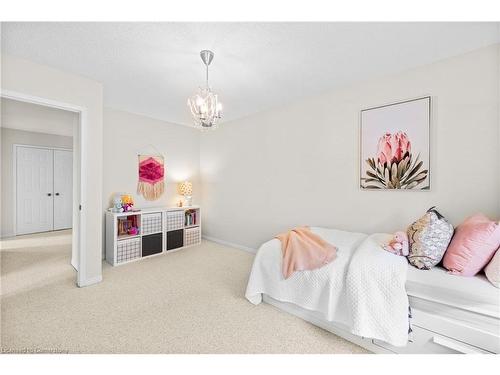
[360,96,430,190]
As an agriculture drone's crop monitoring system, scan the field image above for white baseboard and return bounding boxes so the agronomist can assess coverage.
[77,274,102,288]
[202,235,256,254]
[71,258,78,271]
[0,232,15,239]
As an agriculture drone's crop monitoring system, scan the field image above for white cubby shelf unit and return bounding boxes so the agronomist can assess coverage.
[105,206,201,266]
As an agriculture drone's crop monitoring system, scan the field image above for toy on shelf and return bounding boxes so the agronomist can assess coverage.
[128,226,139,236]
[112,196,124,213]
[110,193,136,213]
[121,194,134,212]
[117,215,140,237]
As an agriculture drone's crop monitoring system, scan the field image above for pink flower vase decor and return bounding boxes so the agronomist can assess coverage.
[362,131,428,189]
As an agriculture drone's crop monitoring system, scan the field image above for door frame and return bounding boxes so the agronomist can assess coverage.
[1,90,88,287]
[52,148,74,231]
[13,144,73,235]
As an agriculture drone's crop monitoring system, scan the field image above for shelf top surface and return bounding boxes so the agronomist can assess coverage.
[107,205,200,216]
[117,234,141,241]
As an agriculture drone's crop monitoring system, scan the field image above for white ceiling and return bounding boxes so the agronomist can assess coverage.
[2,22,499,126]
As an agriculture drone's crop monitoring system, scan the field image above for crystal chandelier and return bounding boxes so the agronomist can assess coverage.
[187,50,223,129]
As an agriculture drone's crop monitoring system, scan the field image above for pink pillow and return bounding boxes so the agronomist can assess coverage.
[443,214,500,276]
[485,250,500,287]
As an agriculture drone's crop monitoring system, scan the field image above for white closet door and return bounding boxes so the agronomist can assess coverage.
[53,150,73,230]
[16,146,54,235]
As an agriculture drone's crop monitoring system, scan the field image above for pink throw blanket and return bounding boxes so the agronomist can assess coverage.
[276,227,337,279]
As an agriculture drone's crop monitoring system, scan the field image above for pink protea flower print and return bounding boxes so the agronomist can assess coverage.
[376,131,411,165]
[362,131,427,190]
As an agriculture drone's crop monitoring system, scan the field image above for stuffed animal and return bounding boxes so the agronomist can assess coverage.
[128,227,139,235]
[121,194,134,212]
[383,231,409,256]
[112,196,124,213]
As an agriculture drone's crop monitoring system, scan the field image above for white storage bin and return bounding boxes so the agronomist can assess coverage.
[167,210,184,231]
[142,212,162,235]
[117,237,141,263]
[184,226,201,246]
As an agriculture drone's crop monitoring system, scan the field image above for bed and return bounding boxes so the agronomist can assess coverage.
[246,227,500,354]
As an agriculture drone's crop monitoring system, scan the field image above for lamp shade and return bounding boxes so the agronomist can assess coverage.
[178,181,193,196]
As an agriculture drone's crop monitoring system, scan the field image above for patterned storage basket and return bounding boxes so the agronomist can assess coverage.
[407,207,454,270]
[167,210,184,231]
[142,212,162,235]
[184,226,201,246]
[117,237,141,263]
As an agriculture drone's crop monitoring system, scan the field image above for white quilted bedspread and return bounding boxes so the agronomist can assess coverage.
[245,227,410,347]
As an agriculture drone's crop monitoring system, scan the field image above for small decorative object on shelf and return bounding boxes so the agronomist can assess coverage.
[178,181,193,206]
[121,194,134,212]
[109,193,137,213]
[117,214,140,237]
[112,195,124,213]
[128,226,139,236]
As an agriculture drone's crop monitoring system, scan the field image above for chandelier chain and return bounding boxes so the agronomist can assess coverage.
[206,63,209,87]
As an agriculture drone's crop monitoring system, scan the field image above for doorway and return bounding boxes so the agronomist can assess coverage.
[15,145,73,235]
[1,93,85,286]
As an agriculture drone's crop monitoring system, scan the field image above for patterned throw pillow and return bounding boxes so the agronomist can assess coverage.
[407,207,454,270]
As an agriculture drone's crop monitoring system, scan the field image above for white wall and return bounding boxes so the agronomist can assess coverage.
[0,127,73,237]
[103,108,200,209]
[1,54,104,286]
[1,97,76,136]
[200,44,500,250]
[102,108,200,253]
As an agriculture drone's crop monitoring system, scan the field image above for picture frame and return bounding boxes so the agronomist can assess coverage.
[360,96,431,190]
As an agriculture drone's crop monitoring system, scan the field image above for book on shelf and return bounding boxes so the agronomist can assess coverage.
[185,209,197,227]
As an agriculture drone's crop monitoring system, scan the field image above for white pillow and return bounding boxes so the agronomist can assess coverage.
[485,250,500,288]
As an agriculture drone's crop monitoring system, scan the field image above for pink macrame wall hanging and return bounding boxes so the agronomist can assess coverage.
[137,155,165,201]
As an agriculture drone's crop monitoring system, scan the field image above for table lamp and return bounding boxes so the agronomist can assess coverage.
[178,181,193,206]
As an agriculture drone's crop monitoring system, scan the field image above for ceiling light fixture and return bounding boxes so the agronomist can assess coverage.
[187,50,223,130]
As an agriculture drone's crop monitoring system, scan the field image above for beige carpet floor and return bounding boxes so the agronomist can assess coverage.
[1,231,368,354]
